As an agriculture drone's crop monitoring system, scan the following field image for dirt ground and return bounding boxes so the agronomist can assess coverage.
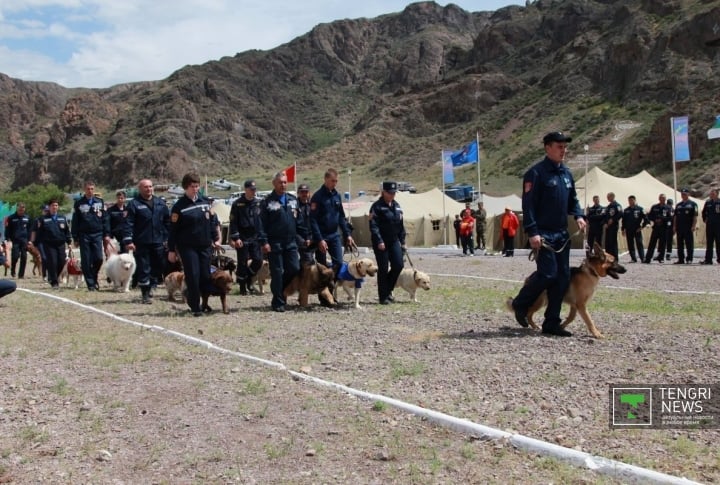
[1,250,719,484]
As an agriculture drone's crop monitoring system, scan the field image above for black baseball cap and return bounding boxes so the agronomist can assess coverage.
[681,188,690,194]
[543,131,573,144]
[244,179,256,189]
[298,184,310,192]
[382,181,397,193]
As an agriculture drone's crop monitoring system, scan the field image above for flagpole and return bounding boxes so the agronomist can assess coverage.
[670,117,678,203]
[294,161,298,193]
[476,131,481,201]
[441,151,447,246]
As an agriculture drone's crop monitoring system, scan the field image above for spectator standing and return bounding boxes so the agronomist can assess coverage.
[604,192,622,259]
[621,195,649,263]
[71,181,111,291]
[229,179,264,295]
[701,188,720,264]
[107,190,130,253]
[459,210,475,256]
[29,199,71,289]
[310,168,354,276]
[124,179,171,304]
[369,181,406,305]
[453,214,461,248]
[5,203,31,278]
[673,188,698,264]
[474,201,487,250]
[585,195,605,249]
[510,132,586,337]
[500,206,519,257]
[644,193,672,263]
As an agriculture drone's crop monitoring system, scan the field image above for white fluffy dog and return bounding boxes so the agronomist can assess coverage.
[336,257,378,309]
[104,251,137,292]
[395,268,431,302]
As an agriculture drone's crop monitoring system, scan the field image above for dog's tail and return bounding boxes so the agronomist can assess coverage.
[505,296,514,313]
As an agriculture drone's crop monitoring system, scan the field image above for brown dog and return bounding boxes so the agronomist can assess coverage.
[507,242,626,338]
[164,271,186,302]
[201,268,233,314]
[28,243,43,277]
[249,260,270,295]
[284,261,336,307]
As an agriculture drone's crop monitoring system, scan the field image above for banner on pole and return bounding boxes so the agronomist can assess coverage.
[672,116,690,162]
[708,115,720,140]
[442,150,455,184]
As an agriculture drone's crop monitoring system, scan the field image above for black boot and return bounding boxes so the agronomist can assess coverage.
[238,278,247,296]
[141,286,152,304]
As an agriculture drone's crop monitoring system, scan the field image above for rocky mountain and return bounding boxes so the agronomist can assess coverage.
[1,0,719,195]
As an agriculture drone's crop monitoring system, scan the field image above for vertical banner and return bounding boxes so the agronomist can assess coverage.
[708,115,720,140]
[671,116,690,162]
[442,150,455,184]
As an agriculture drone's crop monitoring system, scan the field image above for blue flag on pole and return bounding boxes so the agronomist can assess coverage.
[450,140,478,167]
[442,150,455,184]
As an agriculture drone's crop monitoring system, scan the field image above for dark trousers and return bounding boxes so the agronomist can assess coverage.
[705,223,720,263]
[676,227,694,262]
[78,232,104,288]
[625,230,645,261]
[454,231,460,248]
[461,235,475,255]
[513,231,570,329]
[316,233,343,275]
[373,239,404,302]
[178,245,212,313]
[45,243,67,286]
[604,224,619,259]
[476,226,486,249]
[235,241,263,283]
[645,225,667,262]
[0,279,16,299]
[587,224,603,250]
[11,241,27,277]
[267,241,300,310]
[133,243,165,288]
[502,230,515,256]
[665,226,673,257]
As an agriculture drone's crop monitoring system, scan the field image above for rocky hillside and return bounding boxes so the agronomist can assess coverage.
[1,0,719,195]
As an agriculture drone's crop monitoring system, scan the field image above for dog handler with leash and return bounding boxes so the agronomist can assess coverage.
[510,132,586,337]
[369,181,406,305]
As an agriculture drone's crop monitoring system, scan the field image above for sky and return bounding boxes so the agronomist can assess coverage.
[0,1,524,89]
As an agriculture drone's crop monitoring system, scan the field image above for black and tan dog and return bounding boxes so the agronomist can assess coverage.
[507,242,626,339]
[284,261,336,308]
[201,268,234,314]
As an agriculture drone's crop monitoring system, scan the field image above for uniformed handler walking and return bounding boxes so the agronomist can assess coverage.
[604,192,622,259]
[673,188,698,264]
[585,195,605,250]
[310,168,354,275]
[369,181,406,305]
[5,203,31,278]
[229,179,264,295]
[510,132,586,337]
[71,181,111,290]
[29,199,71,289]
[107,190,130,253]
[701,188,720,264]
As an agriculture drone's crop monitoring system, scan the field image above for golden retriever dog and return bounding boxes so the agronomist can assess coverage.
[506,243,626,339]
[104,251,137,292]
[336,257,378,309]
[164,271,186,302]
[394,268,431,302]
[59,254,84,289]
[201,268,233,314]
[249,260,270,295]
[284,261,336,308]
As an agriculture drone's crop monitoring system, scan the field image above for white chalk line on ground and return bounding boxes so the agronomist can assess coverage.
[18,287,700,485]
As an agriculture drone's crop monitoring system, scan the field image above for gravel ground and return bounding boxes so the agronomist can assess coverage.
[1,250,719,484]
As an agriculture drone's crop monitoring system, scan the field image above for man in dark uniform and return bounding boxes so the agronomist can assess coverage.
[701,188,720,264]
[643,193,672,263]
[665,199,675,260]
[71,181,111,290]
[369,181,406,305]
[29,199,71,289]
[510,132,586,337]
[603,192,622,259]
[673,188,698,264]
[453,214,461,248]
[124,179,171,304]
[107,190,130,253]
[229,179,264,295]
[5,203,31,278]
[258,171,303,312]
[168,172,222,316]
[310,168,354,276]
[621,195,649,263]
[585,195,605,250]
[295,184,315,266]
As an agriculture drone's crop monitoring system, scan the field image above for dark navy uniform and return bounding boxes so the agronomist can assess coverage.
[701,193,720,264]
[296,197,315,266]
[5,209,31,278]
[585,202,605,249]
[604,198,622,258]
[107,203,130,253]
[168,195,218,314]
[644,201,672,263]
[369,182,406,304]
[71,195,110,289]
[512,154,584,331]
[229,193,263,293]
[665,200,675,259]
[310,184,352,274]
[124,195,170,296]
[257,190,301,311]
[674,195,698,264]
[31,210,71,287]
[621,203,649,262]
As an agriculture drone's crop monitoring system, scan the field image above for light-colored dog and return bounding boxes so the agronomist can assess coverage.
[336,258,378,309]
[104,251,137,292]
[59,254,84,288]
[395,268,431,302]
[249,260,270,295]
[164,271,186,302]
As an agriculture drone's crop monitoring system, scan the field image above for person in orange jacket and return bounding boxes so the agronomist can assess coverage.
[459,209,475,256]
[500,206,519,257]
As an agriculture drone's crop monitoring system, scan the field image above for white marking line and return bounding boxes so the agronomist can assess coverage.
[18,287,701,485]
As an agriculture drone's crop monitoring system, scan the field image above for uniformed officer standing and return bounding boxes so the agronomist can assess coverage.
[257,171,303,312]
[107,190,130,253]
[665,198,675,260]
[29,199,71,289]
[229,179,264,295]
[621,195,649,263]
[124,179,171,304]
[585,195,605,250]
[295,184,315,266]
[310,168,354,276]
[673,188,698,264]
[167,173,221,316]
[701,188,720,264]
[369,181,406,305]
[643,193,672,263]
[71,181,111,290]
[510,132,586,337]
[5,202,31,278]
[603,192,622,259]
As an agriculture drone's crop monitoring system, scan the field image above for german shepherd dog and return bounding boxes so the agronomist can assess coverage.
[507,242,626,339]
[284,261,336,308]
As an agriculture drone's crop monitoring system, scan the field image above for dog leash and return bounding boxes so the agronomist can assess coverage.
[343,241,360,262]
[528,229,583,261]
[403,247,415,269]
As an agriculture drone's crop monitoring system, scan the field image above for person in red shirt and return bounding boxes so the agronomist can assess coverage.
[459,210,475,256]
[500,206,519,257]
